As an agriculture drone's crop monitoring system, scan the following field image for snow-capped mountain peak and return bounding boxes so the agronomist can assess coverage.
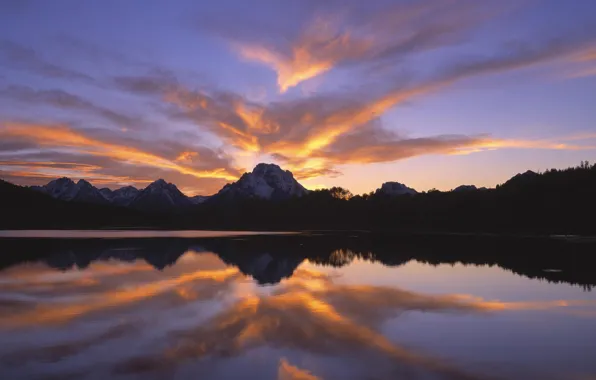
[129,179,192,211]
[44,177,78,200]
[32,177,109,204]
[100,186,139,206]
[375,182,418,197]
[190,195,210,204]
[215,163,308,200]
[149,178,168,188]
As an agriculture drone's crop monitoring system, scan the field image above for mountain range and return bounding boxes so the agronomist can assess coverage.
[27,162,495,212]
[29,163,309,212]
[2,161,595,233]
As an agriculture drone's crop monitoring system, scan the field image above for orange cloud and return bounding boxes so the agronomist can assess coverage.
[567,47,596,78]
[236,17,370,93]
[233,1,488,92]
[118,24,596,185]
[574,48,596,62]
[175,151,198,162]
[0,122,239,181]
[0,160,155,186]
[278,358,321,380]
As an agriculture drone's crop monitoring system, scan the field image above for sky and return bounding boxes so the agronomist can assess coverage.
[0,0,596,196]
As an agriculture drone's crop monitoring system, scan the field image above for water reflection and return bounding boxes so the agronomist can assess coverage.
[2,233,595,288]
[0,233,595,379]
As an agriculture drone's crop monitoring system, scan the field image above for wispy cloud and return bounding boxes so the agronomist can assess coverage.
[278,358,321,380]
[126,27,596,179]
[2,1,596,191]
[0,160,155,187]
[567,47,596,78]
[0,122,242,186]
[230,0,495,92]
[0,85,139,128]
[0,40,95,83]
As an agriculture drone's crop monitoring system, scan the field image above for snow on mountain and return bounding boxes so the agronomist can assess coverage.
[129,179,192,212]
[375,182,418,197]
[189,195,210,204]
[99,188,114,200]
[214,163,308,201]
[74,179,111,204]
[100,186,139,206]
[31,177,200,210]
[32,177,109,204]
[32,177,78,200]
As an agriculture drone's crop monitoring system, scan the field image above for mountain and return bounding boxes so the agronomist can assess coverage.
[213,163,308,201]
[453,185,477,192]
[0,179,148,229]
[189,195,210,204]
[375,182,417,197]
[3,161,596,233]
[502,170,539,188]
[32,178,191,211]
[129,179,192,212]
[32,178,109,204]
[100,186,139,206]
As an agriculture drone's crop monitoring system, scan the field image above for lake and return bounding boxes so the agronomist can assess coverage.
[0,232,595,380]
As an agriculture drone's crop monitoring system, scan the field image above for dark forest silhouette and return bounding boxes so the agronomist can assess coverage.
[1,162,596,234]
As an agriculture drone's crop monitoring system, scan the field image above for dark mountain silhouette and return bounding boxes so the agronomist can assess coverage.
[211,163,308,202]
[100,186,139,206]
[189,195,210,204]
[0,233,594,289]
[375,181,418,196]
[2,161,596,233]
[452,185,477,192]
[129,179,192,212]
[0,179,154,229]
[32,178,109,204]
[188,161,596,234]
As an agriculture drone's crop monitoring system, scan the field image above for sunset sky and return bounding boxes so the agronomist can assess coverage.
[1,0,596,196]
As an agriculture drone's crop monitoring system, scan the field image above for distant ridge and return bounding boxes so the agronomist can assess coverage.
[375,182,418,197]
[129,179,192,212]
[3,162,595,234]
[26,163,312,211]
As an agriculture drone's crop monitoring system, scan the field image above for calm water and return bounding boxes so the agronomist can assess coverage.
[1,232,595,380]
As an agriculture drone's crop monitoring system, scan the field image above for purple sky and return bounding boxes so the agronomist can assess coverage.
[1,0,595,195]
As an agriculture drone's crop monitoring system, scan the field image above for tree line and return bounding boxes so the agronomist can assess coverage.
[1,161,595,234]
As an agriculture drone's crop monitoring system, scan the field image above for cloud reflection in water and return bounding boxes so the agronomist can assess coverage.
[1,247,596,380]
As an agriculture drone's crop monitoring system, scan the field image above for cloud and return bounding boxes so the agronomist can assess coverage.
[0,122,242,188]
[228,0,496,92]
[567,47,596,78]
[278,358,321,380]
[150,38,596,178]
[0,160,155,188]
[0,40,95,83]
[5,3,595,191]
[0,85,140,128]
[314,126,596,166]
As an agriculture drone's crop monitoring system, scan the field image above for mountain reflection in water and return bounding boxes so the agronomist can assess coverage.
[0,233,595,380]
